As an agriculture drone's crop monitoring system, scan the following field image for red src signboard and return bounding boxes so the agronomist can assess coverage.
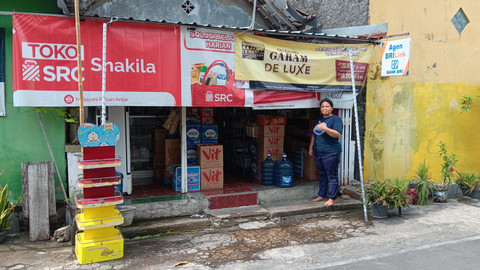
[12,13,181,107]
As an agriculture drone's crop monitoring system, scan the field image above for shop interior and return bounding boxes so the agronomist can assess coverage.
[125,106,323,198]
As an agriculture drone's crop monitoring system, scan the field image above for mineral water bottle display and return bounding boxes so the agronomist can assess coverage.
[276,153,294,188]
[216,63,227,86]
[261,153,276,186]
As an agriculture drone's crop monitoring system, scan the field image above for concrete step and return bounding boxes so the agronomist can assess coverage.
[120,193,363,239]
[204,187,258,210]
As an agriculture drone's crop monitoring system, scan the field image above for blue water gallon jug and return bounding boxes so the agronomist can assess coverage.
[276,153,294,188]
[261,153,276,186]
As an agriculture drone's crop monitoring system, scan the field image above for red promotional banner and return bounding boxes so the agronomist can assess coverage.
[180,27,245,107]
[12,13,181,107]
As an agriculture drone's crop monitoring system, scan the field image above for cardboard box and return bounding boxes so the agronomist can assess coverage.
[200,107,214,117]
[256,115,271,126]
[303,156,319,181]
[165,139,180,167]
[186,124,202,144]
[197,144,223,168]
[259,135,284,149]
[153,153,165,168]
[258,145,284,161]
[154,128,167,141]
[201,125,218,144]
[201,116,214,125]
[172,165,201,192]
[258,125,285,137]
[270,116,286,125]
[200,166,224,190]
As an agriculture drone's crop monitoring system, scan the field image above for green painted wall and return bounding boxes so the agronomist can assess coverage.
[0,1,66,201]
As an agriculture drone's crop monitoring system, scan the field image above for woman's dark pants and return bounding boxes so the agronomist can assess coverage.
[314,154,340,200]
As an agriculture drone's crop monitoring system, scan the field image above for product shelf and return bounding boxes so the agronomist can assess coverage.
[76,209,123,230]
[77,157,121,169]
[75,229,124,264]
[76,189,124,208]
[77,175,121,188]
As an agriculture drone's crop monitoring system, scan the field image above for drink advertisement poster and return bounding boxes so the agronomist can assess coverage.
[235,33,372,93]
[381,38,411,77]
[12,13,181,107]
[180,26,246,107]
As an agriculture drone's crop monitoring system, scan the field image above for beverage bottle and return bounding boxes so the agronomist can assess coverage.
[276,153,294,188]
[199,64,208,84]
[261,153,276,186]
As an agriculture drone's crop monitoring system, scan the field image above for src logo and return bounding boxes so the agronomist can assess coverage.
[22,60,40,81]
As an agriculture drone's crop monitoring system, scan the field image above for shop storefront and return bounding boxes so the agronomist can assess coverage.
[12,13,374,199]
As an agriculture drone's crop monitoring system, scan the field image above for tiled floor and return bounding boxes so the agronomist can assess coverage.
[124,175,315,208]
[125,174,261,199]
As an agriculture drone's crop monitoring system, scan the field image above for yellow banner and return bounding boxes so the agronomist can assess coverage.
[235,33,373,92]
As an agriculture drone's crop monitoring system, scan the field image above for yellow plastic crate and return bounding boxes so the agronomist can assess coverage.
[82,226,118,241]
[76,209,123,230]
[82,205,116,220]
[75,229,124,264]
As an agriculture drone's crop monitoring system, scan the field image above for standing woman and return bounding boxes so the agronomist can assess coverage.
[308,98,343,207]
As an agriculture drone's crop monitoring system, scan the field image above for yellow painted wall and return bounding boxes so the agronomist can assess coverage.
[366,1,480,182]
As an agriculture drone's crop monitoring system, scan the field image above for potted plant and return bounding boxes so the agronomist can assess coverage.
[435,141,457,202]
[366,178,412,218]
[413,160,435,205]
[455,171,477,197]
[1,180,22,244]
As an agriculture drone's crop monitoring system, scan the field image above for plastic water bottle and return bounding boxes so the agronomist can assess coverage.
[276,153,294,188]
[261,153,276,186]
[216,63,227,86]
[313,122,325,135]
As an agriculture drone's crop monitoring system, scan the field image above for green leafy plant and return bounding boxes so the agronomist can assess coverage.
[455,171,480,193]
[438,141,457,187]
[366,178,412,209]
[459,95,480,112]
[414,160,435,205]
[32,107,79,123]
[0,171,22,231]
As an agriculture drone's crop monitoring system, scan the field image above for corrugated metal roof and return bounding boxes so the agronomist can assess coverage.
[59,0,381,44]
[80,15,381,44]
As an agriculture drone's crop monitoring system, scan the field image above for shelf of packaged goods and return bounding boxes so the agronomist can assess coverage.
[77,176,121,188]
[77,157,121,169]
[75,229,124,264]
[76,189,124,208]
[76,209,123,230]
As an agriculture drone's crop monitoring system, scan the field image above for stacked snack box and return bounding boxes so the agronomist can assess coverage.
[153,129,166,183]
[253,115,286,182]
[164,138,180,184]
[75,123,124,264]
[197,144,224,190]
[303,155,319,181]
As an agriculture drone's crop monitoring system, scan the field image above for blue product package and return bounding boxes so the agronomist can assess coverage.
[172,165,201,192]
[201,125,218,144]
[187,144,198,165]
[186,124,202,144]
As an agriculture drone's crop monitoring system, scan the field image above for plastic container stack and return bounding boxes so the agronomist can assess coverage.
[75,123,124,264]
